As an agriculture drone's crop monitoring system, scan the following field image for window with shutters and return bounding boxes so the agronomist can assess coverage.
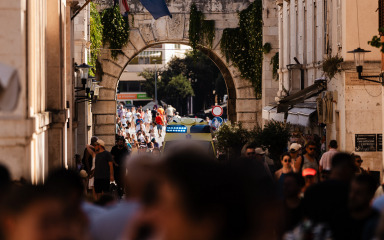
[380,0,384,35]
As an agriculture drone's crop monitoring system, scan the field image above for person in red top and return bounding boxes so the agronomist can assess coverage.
[155,112,164,137]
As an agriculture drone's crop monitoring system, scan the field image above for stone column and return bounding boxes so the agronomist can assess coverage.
[46,0,68,169]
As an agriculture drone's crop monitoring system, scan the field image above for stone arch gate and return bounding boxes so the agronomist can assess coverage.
[93,0,261,149]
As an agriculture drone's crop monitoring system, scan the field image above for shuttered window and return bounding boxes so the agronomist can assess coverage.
[380,0,384,34]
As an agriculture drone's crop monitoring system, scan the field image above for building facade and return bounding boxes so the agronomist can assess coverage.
[0,0,79,182]
[263,0,382,174]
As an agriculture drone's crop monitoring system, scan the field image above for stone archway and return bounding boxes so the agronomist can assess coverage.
[93,0,261,149]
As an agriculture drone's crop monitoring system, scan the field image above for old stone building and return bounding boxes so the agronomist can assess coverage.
[263,0,382,174]
[0,0,79,182]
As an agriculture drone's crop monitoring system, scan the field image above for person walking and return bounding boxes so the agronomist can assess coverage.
[289,143,302,173]
[155,112,164,137]
[111,137,129,198]
[295,141,318,172]
[92,139,114,200]
[319,140,338,179]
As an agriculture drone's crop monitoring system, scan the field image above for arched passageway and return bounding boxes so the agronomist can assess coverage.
[93,1,261,148]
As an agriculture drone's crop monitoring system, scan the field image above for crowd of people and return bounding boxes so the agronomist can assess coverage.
[115,103,179,154]
[1,138,384,240]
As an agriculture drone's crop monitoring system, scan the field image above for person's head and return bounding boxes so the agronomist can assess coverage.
[156,112,160,116]
[283,173,304,199]
[153,144,277,240]
[330,152,357,182]
[1,185,66,240]
[289,143,301,156]
[329,140,338,149]
[280,153,292,168]
[152,147,223,240]
[119,105,123,109]
[243,144,256,158]
[90,136,98,146]
[45,169,84,209]
[302,168,318,187]
[349,174,377,212]
[354,155,363,168]
[117,137,125,148]
[95,139,105,152]
[255,147,265,161]
[176,112,179,116]
[123,154,159,200]
[305,141,316,157]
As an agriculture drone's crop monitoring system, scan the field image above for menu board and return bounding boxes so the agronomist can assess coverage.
[378,134,383,152]
[355,134,377,152]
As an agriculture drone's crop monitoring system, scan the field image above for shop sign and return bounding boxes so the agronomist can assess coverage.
[355,134,377,152]
[137,93,151,100]
[117,93,152,100]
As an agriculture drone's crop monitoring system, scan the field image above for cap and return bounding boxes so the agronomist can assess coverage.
[255,147,265,155]
[79,170,88,178]
[302,168,317,177]
[290,143,302,152]
[96,139,105,147]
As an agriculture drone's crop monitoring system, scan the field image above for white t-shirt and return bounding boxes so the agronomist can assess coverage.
[144,112,150,122]
[126,112,132,122]
[120,118,127,126]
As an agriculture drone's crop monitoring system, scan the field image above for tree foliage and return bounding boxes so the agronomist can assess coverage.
[220,1,263,98]
[89,2,103,76]
[101,4,130,59]
[189,4,215,50]
[215,122,250,157]
[139,50,225,115]
[249,120,291,163]
[165,74,194,99]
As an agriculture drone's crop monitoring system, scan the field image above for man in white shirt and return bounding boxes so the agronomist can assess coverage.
[126,109,132,125]
[319,140,338,175]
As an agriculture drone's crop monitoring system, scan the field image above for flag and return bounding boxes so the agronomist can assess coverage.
[139,0,172,20]
[119,0,130,16]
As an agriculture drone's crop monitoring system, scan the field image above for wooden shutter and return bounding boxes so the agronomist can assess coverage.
[380,0,384,35]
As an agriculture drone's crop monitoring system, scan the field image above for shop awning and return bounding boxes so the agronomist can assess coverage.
[263,106,285,122]
[277,79,327,113]
[286,103,317,127]
[262,105,275,120]
[138,51,162,58]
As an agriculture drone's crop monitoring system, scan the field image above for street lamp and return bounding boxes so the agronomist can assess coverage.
[154,59,158,105]
[74,62,101,103]
[76,63,92,90]
[348,47,384,85]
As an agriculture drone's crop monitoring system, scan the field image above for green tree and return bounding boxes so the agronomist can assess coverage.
[165,74,194,111]
[249,120,291,164]
[139,50,226,114]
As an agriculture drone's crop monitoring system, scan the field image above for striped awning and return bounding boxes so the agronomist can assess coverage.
[138,51,162,57]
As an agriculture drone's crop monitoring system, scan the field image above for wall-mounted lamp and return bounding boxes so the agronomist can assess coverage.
[74,62,101,103]
[348,48,384,85]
